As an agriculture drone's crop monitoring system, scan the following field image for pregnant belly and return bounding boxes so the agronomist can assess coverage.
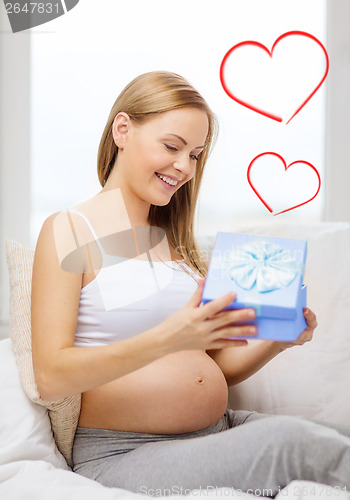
[78,350,229,433]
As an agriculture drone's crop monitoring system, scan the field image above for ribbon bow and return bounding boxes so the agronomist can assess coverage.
[225,240,299,292]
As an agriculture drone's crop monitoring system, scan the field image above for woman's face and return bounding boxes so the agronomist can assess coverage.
[113,107,209,206]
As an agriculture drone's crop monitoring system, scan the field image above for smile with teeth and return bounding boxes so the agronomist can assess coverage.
[155,173,179,186]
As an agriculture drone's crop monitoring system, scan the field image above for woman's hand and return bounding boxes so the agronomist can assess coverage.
[275,307,318,352]
[156,278,257,353]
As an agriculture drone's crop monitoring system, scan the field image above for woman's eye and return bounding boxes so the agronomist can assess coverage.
[164,144,177,152]
[164,144,198,161]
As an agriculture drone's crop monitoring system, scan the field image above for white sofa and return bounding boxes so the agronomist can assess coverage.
[1,222,350,499]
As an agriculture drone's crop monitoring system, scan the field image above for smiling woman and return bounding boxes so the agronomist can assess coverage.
[30,70,349,497]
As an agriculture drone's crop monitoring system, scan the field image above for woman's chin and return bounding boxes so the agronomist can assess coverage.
[152,198,172,207]
[149,191,175,206]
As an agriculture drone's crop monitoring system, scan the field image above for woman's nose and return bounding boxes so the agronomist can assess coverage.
[173,156,192,176]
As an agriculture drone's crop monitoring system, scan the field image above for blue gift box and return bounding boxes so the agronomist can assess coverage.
[201,232,307,342]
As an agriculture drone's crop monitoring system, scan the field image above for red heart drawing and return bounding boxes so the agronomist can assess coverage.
[247,152,321,215]
[220,31,329,124]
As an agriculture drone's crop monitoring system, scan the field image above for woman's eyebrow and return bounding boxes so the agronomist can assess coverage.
[166,133,205,150]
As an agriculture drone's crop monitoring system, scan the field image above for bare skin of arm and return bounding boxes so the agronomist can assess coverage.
[206,341,284,386]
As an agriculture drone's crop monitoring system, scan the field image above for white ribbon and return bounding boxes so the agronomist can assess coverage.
[224,240,300,292]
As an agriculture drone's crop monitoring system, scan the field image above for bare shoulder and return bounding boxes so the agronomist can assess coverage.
[31,212,83,344]
[31,210,100,360]
[34,210,102,277]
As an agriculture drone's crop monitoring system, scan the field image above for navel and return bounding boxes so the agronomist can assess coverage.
[195,376,204,384]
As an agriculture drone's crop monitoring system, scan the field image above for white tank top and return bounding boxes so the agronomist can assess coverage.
[68,209,201,347]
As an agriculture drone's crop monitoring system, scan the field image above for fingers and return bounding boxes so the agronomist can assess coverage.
[304,307,318,329]
[288,308,317,347]
[196,288,237,320]
[295,330,313,345]
[209,307,256,330]
[188,278,207,308]
[212,323,258,338]
[191,284,317,349]
[190,278,256,327]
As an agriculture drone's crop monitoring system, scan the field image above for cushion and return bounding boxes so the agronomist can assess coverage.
[0,338,68,469]
[5,239,81,468]
[199,223,350,425]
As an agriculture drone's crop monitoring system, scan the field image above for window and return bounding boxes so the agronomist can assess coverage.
[30,0,327,246]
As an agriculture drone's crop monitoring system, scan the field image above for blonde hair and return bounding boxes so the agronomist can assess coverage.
[97,71,219,278]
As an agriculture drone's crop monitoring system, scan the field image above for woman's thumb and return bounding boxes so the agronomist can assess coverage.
[188,278,206,307]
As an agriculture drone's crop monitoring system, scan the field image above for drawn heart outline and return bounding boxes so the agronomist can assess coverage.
[220,31,329,124]
[247,152,321,216]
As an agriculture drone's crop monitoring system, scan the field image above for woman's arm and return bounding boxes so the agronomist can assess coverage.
[31,213,169,402]
[206,340,283,386]
[206,308,318,386]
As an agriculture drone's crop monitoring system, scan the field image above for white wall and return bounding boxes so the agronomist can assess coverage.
[324,0,350,222]
[0,7,31,332]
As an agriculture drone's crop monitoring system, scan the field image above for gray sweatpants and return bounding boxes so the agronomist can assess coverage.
[72,409,350,496]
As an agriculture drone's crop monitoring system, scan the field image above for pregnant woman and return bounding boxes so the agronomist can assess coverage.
[31,71,350,496]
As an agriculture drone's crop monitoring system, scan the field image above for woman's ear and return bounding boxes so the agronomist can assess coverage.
[112,112,131,149]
